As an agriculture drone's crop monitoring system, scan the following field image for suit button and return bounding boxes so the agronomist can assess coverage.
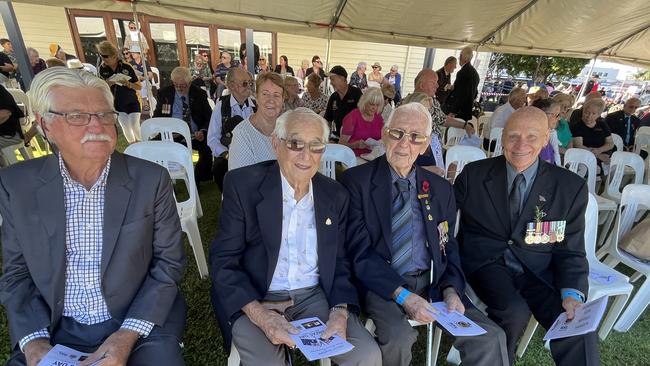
[507,240,513,245]
[386,260,391,264]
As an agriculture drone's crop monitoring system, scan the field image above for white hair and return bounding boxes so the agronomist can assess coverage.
[171,66,192,83]
[390,64,398,71]
[384,102,433,134]
[357,61,367,70]
[460,46,474,62]
[273,107,330,142]
[27,67,114,122]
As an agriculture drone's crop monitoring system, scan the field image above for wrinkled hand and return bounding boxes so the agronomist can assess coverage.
[562,297,583,321]
[464,123,475,136]
[79,329,139,366]
[598,153,610,164]
[24,338,52,366]
[258,311,299,347]
[402,293,437,324]
[194,131,205,141]
[322,309,348,340]
[443,288,465,315]
[356,140,368,149]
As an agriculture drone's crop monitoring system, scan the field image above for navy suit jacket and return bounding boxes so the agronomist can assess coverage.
[605,110,641,147]
[340,156,465,302]
[209,161,358,351]
[445,62,479,121]
[454,156,589,295]
[153,84,212,132]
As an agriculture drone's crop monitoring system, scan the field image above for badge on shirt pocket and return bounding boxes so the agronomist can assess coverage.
[437,220,449,256]
[524,220,566,244]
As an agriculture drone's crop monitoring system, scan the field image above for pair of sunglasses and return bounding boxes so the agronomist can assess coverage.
[385,127,428,145]
[282,138,326,154]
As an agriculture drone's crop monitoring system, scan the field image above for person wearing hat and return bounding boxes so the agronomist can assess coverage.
[324,65,362,138]
[123,21,150,55]
[49,43,77,61]
[368,62,384,84]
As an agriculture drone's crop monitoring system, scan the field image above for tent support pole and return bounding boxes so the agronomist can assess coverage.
[131,0,153,107]
[575,55,598,107]
[402,46,412,95]
[245,29,255,77]
[0,1,33,89]
[423,48,436,69]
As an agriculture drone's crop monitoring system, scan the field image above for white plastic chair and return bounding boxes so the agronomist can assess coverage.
[319,144,356,179]
[637,126,650,136]
[601,151,645,203]
[444,145,486,182]
[487,127,503,157]
[228,344,331,366]
[444,123,466,149]
[82,63,98,75]
[0,142,33,165]
[611,133,624,153]
[140,117,203,218]
[367,81,381,89]
[6,88,31,127]
[477,113,492,139]
[633,131,650,156]
[597,184,650,332]
[124,141,209,278]
[150,66,161,89]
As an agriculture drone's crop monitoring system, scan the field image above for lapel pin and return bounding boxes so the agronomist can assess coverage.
[325,218,332,226]
[426,205,431,210]
[427,214,433,221]
[539,195,546,202]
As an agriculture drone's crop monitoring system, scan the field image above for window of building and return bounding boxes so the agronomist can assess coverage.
[74,17,106,66]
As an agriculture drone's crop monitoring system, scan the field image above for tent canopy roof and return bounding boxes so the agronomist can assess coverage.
[15,0,650,68]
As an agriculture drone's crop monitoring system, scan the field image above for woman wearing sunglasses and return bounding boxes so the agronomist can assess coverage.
[228,72,286,170]
[97,40,142,143]
[532,98,562,165]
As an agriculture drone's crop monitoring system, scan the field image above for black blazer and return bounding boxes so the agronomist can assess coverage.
[341,156,465,302]
[454,156,589,295]
[209,161,358,351]
[445,63,480,121]
[273,64,294,76]
[153,84,212,131]
[605,110,641,147]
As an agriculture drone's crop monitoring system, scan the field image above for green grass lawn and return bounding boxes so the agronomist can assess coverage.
[1,135,648,365]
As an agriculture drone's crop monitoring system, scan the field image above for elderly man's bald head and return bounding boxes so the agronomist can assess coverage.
[502,106,550,172]
[414,69,438,97]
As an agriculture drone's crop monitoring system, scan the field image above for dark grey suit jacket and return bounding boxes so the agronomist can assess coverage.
[0,152,187,348]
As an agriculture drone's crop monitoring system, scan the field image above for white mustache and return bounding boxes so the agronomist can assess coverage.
[80,133,113,144]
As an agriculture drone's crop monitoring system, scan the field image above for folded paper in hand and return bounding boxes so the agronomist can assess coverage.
[429,302,487,336]
[543,296,608,341]
[289,317,354,361]
[107,73,131,84]
[37,344,103,366]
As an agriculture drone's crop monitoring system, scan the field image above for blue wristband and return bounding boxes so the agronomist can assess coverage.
[395,288,411,306]
[562,290,583,302]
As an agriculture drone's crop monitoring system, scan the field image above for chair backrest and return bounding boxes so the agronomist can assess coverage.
[319,144,356,179]
[445,145,486,181]
[563,148,598,194]
[633,131,650,155]
[6,88,31,126]
[445,123,466,147]
[150,67,161,89]
[612,184,650,258]
[637,126,650,136]
[584,192,599,264]
[140,117,192,150]
[124,141,196,208]
[611,133,624,153]
[82,63,98,75]
[367,80,381,89]
[488,127,503,157]
[478,113,491,138]
[605,151,645,200]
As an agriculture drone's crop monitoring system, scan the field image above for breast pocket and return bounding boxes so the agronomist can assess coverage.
[304,226,319,270]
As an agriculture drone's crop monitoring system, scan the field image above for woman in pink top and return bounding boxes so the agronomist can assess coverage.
[340,87,384,156]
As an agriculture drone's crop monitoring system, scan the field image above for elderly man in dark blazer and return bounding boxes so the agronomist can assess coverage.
[0,68,186,366]
[210,108,380,366]
[445,47,480,122]
[154,66,213,182]
[341,103,508,366]
[454,106,599,365]
[605,97,642,151]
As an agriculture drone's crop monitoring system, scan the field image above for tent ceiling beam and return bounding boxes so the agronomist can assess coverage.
[478,0,538,46]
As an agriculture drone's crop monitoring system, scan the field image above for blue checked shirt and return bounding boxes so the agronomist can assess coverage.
[19,155,154,351]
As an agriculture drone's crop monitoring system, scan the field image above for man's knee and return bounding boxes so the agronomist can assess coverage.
[375,317,418,349]
[127,335,184,366]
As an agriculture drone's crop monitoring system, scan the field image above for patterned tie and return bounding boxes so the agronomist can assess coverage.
[505,173,525,274]
[391,178,413,275]
[181,95,191,124]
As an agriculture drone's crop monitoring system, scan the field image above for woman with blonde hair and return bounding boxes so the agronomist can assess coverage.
[339,87,384,156]
[97,40,142,143]
[302,73,329,114]
[571,97,614,169]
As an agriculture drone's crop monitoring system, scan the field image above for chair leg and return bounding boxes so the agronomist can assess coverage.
[630,272,643,283]
[599,293,630,340]
[614,279,650,332]
[515,317,538,359]
[196,196,204,218]
[319,358,331,366]
[182,218,209,279]
[446,345,461,365]
[228,344,240,366]
[428,325,442,366]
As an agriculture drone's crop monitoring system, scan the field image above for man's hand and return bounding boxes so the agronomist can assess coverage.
[443,287,465,314]
[243,301,299,347]
[79,329,139,366]
[356,140,368,149]
[0,109,12,124]
[464,123,475,136]
[24,338,52,366]
[322,308,348,340]
[402,293,437,324]
[194,130,205,141]
[562,297,583,321]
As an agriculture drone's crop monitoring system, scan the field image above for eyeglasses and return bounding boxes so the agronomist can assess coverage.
[372,66,378,69]
[123,52,130,56]
[281,138,327,154]
[47,110,118,126]
[546,112,560,119]
[173,83,189,89]
[233,80,252,88]
[385,128,428,145]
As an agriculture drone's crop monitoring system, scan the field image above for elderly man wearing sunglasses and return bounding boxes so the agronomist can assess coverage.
[341,103,508,366]
[210,107,381,366]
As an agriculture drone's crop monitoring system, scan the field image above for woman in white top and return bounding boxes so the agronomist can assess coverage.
[228,72,285,170]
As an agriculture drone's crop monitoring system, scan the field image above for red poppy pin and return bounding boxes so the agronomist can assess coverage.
[418,180,430,199]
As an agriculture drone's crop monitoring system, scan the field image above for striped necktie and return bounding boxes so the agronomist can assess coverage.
[391,178,413,275]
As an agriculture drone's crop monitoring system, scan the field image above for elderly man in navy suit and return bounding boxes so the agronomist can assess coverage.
[455,107,600,365]
[210,107,380,366]
[341,103,508,366]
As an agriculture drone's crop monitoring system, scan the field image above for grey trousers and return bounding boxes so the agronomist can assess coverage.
[5,316,185,366]
[232,285,381,366]
[364,271,509,366]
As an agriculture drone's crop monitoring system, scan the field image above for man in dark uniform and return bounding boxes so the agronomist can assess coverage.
[324,65,362,139]
[445,47,480,122]
[436,56,457,109]
[605,97,642,151]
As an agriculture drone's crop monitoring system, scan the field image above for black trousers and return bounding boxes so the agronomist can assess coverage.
[468,260,600,366]
[212,156,228,192]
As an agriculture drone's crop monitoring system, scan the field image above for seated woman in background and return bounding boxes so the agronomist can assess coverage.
[571,97,614,169]
[532,98,561,165]
[283,76,304,111]
[301,73,329,115]
[339,87,383,156]
[273,55,294,77]
[552,93,574,154]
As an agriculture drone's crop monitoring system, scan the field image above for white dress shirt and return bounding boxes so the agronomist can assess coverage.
[268,173,320,291]
[206,95,256,157]
[486,102,515,136]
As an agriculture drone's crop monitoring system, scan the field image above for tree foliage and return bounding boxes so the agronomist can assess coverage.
[495,53,589,82]
[633,69,650,80]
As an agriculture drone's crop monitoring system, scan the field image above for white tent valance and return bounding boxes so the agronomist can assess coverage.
[13,0,650,68]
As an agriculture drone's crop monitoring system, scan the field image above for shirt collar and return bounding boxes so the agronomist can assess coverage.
[280,170,313,207]
[58,152,111,191]
[230,95,250,109]
[175,90,188,100]
[389,164,416,188]
[506,158,538,189]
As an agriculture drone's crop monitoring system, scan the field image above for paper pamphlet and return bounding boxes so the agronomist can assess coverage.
[543,296,608,341]
[589,269,615,285]
[364,138,381,147]
[289,317,354,361]
[107,73,131,84]
[36,344,105,366]
[430,302,487,337]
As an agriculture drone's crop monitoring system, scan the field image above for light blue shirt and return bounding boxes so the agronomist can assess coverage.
[172,91,198,132]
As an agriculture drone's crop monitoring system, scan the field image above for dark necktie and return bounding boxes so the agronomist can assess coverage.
[505,173,525,274]
[181,96,191,124]
[391,178,413,275]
